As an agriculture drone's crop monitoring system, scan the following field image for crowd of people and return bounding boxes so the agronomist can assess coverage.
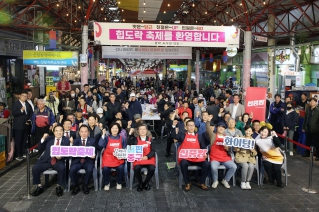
[9,75,319,196]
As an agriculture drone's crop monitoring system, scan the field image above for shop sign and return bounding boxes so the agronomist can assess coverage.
[23,50,78,66]
[245,87,267,122]
[310,45,319,64]
[275,49,295,65]
[94,23,240,48]
[102,46,192,59]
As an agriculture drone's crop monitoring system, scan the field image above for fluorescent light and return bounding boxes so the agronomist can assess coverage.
[174,20,180,23]
[113,19,120,22]
[109,7,118,10]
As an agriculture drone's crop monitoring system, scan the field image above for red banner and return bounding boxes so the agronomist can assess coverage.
[245,87,267,122]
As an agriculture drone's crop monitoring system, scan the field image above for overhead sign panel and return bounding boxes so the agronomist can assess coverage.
[102,46,192,59]
[94,22,240,48]
[23,50,78,66]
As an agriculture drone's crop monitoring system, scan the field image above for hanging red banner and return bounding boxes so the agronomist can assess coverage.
[244,87,267,122]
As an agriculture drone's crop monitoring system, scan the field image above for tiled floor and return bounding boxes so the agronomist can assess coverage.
[1,139,319,212]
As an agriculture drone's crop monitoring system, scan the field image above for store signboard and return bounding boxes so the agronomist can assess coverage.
[245,87,267,122]
[94,22,240,48]
[23,50,78,66]
[310,45,319,64]
[275,49,295,65]
[102,46,192,59]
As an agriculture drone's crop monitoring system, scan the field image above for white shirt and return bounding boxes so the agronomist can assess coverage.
[187,132,195,136]
[81,138,87,146]
[64,131,70,137]
[27,99,34,112]
[232,103,239,120]
[140,136,147,141]
[20,100,27,114]
[54,138,61,145]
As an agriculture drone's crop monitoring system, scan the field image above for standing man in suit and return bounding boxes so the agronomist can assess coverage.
[224,94,245,121]
[70,125,96,195]
[26,89,35,112]
[31,126,70,197]
[12,90,33,161]
[62,119,77,140]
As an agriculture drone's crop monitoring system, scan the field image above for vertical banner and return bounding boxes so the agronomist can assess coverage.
[49,31,57,49]
[245,87,267,122]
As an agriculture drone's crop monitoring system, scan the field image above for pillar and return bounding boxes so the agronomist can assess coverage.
[196,50,200,93]
[187,59,192,90]
[268,14,276,95]
[163,59,167,77]
[90,48,95,80]
[243,30,252,92]
[95,50,100,82]
[106,58,110,82]
[81,25,89,89]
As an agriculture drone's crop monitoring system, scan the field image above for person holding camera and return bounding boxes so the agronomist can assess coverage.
[44,91,59,116]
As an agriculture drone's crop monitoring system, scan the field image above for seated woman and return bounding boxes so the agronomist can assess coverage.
[236,113,253,135]
[234,125,257,190]
[98,122,127,190]
[0,102,10,118]
[255,126,284,188]
[225,118,243,137]
[128,123,156,192]
[206,118,237,189]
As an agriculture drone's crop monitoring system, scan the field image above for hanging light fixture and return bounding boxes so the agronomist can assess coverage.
[222,51,228,63]
[305,46,310,54]
[143,0,145,5]
[144,7,146,13]
[201,53,205,62]
[168,0,170,7]
[298,47,301,55]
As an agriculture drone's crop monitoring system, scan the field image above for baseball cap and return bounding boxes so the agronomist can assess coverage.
[130,93,136,97]
[96,108,103,114]
[217,122,226,128]
[76,108,82,113]
[133,114,141,120]
[198,94,203,98]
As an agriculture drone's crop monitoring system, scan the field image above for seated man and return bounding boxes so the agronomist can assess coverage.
[206,118,237,189]
[70,125,96,195]
[171,119,209,192]
[128,123,156,192]
[31,126,70,197]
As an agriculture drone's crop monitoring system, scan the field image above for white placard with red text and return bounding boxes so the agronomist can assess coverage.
[179,149,208,159]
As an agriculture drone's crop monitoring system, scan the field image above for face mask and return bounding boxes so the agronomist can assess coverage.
[71,94,75,97]
[287,107,292,110]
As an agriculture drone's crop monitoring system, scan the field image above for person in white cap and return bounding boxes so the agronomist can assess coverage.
[128,93,142,120]
[198,94,207,108]
[97,108,108,130]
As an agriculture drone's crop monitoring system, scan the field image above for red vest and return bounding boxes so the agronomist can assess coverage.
[178,133,206,164]
[133,137,156,167]
[70,124,77,132]
[209,135,231,162]
[78,104,88,119]
[102,136,124,168]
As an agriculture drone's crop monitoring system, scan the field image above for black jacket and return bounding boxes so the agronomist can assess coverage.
[282,110,298,130]
[106,101,121,123]
[170,128,207,149]
[71,137,96,165]
[128,135,155,159]
[156,99,166,113]
[206,105,220,124]
[12,100,33,130]
[38,136,70,163]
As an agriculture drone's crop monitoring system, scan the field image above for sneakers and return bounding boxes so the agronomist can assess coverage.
[245,182,251,190]
[221,179,230,189]
[104,184,110,191]
[15,157,23,161]
[240,182,246,190]
[289,151,293,156]
[211,181,219,188]
[116,183,122,190]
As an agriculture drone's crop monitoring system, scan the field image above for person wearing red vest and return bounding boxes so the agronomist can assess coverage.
[98,123,126,191]
[171,119,209,192]
[128,123,156,192]
[205,117,237,189]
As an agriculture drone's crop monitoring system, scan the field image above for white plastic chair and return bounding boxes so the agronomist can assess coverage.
[129,152,159,190]
[68,157,99,191]
[98,149,129,190]
[43,158,70,191]
[260,149,287,186]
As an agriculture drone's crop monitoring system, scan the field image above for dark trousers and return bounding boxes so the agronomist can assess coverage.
[70,162,94,186]
[305,132,319,156]
[14,129,28,157]
[263,160,282,186]
[35,126,50,153]
[166,136,174,154]
[102,164,124,185]
[180,159,209,184]
[32,160,65,186]
[134,165,155,184]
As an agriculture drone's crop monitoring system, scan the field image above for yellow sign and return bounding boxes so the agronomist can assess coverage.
[23,50,75,59]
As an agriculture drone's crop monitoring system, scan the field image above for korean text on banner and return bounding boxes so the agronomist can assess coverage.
[245,87,267,122]
[94,23,240,48]
[23,50,78,66]
[113,145,144,162]
[223,136,255,149]
[51,146,95,157]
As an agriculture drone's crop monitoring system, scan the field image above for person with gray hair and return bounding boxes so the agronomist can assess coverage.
[30,99,56,151]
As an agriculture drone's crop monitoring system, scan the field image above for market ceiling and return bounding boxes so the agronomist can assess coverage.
[0,0,319,52]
